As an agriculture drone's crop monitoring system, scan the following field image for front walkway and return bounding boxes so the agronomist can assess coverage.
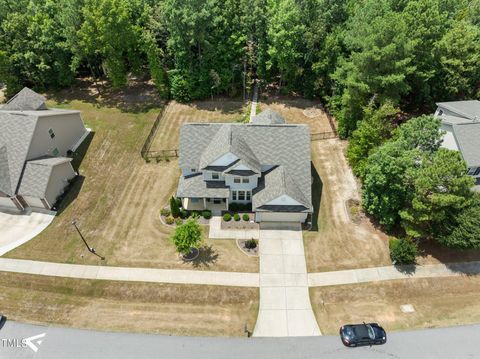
[253,225,321,337]
[0,258,259,287]
[209,216,260,239]
[0,210,55,256]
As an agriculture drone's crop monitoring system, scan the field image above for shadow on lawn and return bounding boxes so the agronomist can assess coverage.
[190,97,246,115]
[310,162,323,231]
[188,245,219,269]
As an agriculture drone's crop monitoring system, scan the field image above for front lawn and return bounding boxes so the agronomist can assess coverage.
[4,96,257,273]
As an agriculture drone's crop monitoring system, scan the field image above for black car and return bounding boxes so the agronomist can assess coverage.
[339,323,387,347]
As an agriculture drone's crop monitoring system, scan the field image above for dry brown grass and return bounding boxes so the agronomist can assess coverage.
[310,276,480,335]
[0,272,258,336]
[5,99,257,272]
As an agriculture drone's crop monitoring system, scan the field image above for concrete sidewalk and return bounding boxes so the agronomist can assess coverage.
[0,258,260,287]
[308,261,480,287]
[254,226,321,337]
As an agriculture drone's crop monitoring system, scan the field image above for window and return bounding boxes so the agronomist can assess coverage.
[191,198,199,203]
[213,198,221,204]
[242,177,249,183]
[212,173,219,180]
[238,191,245,200]
[48,128,55,139]
[232,191,237,200]
[468,167,476,175]
[52,148,59,156]
[246,191,251,201]
[474,167,480,176]
[438,109,443,116]
[191,168,196,173]
[234,177,241,183]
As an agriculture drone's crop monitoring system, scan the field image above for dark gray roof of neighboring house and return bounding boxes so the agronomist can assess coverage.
[17,156,72,198]
[179,122,312,211]
[176,173,230,198]
[252,166,310,211]
[0,112,38,196]
[451,123,480,167]
[2,87,47,111]
[437,100,480,121]
[251,109,286,125]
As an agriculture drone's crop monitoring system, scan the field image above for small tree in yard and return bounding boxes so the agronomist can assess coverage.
[389,238,418,265]
[170,196,180,218]
[171,218,202,256]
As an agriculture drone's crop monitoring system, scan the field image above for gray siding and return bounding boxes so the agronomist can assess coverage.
[44,162,76,207]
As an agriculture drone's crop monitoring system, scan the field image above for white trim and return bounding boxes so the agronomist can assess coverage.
[70,128,92,152]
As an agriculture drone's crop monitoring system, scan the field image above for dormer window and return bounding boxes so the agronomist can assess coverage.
[212,173,219,180]
[191,168,196,173]
[234,177,241,183]
[48,128,55,139]
[438,110,443,116]
[242,177,249,183]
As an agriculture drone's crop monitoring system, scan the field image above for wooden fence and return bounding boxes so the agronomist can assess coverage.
[311,131,337,141]
[143,149,179,160]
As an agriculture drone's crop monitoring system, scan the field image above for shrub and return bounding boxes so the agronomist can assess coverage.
[156,156,162,163]
[160,208,170,217]
[170,72,192,102]
[389,238,418,265]
[165,216,174,225]
[243,214,250,221]
[245,239,257,249]
[223,213,231,222]
[180,209,189,219]
[176,197,183,208]
[202,210,212,219]
[170,196,180,218]
[175,218,183,225]
[234,213,241,221]
[229,202,239,212]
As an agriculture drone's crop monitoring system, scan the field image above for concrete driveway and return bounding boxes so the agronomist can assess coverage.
[253,224,321,337]
[0,210,55,256]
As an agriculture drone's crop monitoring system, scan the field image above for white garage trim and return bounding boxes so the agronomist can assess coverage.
[256,212,307,223]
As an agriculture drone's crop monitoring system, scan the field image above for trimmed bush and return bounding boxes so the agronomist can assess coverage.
[243,213,250,221]
[166,216,175,225]
[175,218,183,225]
[170,196,180,218]
[202,210,212,219]
[175,197,182,208]
[180,209,189,219]
[160,208,170,217]
[234,213,240,221]
[229,202,239,212]
[223,213,232,222]
[245,239,257,249]
[389,238,418,265]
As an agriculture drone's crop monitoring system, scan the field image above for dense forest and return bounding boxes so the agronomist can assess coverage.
[1,0,480,256]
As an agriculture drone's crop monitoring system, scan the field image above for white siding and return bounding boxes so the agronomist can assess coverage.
[225,174,258,190]
[0,197,16,209]
[440,124,459,151]
[265,195,302,206]
[44,162,76,207]
[256,212,307,222]
[203,171,225,181]
[27,112,88,159]
[24,196,46,209]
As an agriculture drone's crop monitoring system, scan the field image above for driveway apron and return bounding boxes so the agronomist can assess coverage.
[253,224,321,337]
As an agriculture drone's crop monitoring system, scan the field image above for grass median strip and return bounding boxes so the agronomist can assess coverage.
[0,272,259,337]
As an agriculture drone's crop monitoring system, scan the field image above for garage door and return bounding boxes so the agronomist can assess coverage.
[257,212,307,223]
[0,197,17,209]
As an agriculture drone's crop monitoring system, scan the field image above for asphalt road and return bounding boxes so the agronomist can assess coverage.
[1,321,480,359]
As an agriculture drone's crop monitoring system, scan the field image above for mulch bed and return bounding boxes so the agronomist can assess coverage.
[221,212,258,230]
[236,238,259,257]
[345,199,365,225]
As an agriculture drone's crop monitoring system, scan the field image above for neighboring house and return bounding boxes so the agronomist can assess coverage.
[0,87,89,211]
[435,100,480,186]
[176,110,312,223]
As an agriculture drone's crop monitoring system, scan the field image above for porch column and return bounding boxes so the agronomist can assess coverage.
[203,198,207,209]
[226,198,229,210]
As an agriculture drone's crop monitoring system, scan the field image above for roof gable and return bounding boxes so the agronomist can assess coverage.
[437,101,480,121]
[3,87,47,111]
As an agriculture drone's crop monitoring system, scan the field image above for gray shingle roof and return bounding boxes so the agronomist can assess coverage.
[18,157,72,198]
[252,166,310,210]
[451,123,480,167]
[0,112,38,196]
[176,173,230,198]
[437,100,480,121]
[251,109,286,125]
[3,87,47,111]
[179,122,312,210]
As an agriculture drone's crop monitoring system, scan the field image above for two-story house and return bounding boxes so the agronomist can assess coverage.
[176,110,312,223]
[434,100,480,185]
[0,87,89,211]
